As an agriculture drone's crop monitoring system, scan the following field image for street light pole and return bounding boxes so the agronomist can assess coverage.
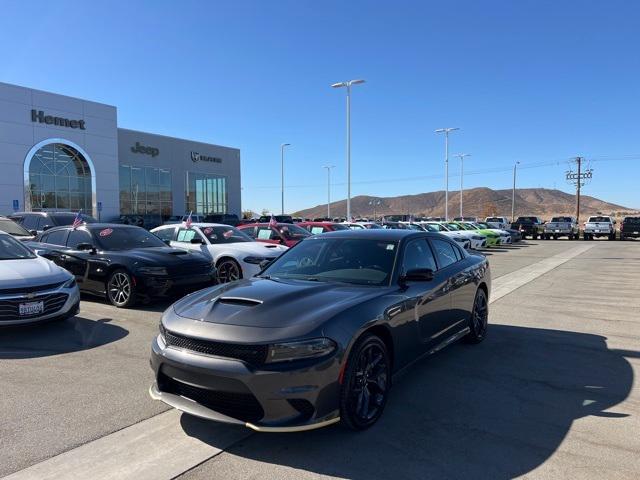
[331,79,366,221]
[454,153,471,218]
[322,165,335,218]
[280,143,290,215]
[511,161,520,222]
[435,127,459,221]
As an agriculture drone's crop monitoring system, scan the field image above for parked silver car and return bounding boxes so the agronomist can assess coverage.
[0,232,80,326]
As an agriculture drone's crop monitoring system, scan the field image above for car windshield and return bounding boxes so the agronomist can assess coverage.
[0,218,31,236]
[476,222,492,229]
[516,217,537,222]
[51,214,96,225]
[0,234,36,260]
[92,227,167,250]
[550,217,572,222]
[277,223,311,240]
[422,224,439,232]
[588,216,611,223]
[446,223,462,231]
[200,225,252,244]
[261,237,398,286]
[330,223,350,231]
[365,223,383,229]
[486,217,502,222]
[624,217,640,224]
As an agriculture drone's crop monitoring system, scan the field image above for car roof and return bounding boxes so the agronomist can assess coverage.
[312,228,432,241]
[43,223,139,233]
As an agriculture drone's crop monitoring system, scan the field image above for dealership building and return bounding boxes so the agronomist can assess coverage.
[0,81,241,221]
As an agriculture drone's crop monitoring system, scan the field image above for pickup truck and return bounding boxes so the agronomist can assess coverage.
[485,216,510,229]
[583,216,616,240]
[510,216,545,240]
[620,216,640,240]
[543,216,579,240]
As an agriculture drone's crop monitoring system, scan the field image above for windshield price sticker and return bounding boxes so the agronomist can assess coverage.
[99,228,113,237]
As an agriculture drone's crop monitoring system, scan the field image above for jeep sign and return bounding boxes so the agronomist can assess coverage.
[191,151,222,163]
[131,142,159,157]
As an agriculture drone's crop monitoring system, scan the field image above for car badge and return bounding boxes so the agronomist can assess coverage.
[26,293,36,299]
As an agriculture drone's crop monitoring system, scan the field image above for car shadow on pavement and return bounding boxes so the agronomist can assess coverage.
[80,293,175,313]
[0,316,128,359]
[181,324,635,480]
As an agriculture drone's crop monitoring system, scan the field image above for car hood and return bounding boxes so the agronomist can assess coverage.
[172,277,385,328]
[0,256,70,289]
[121,247,209,265]
[206,242,288,257]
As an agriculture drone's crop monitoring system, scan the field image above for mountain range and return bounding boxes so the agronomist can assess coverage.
[293,188,635,220]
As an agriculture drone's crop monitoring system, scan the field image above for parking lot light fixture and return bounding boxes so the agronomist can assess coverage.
[331,79,366,221]
[322,165,336,218]
[435,127,460,221]
[280,143,291,215]
[454,153,471,218]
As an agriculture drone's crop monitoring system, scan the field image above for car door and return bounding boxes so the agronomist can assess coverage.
[172,227,210,257]
[35,229,69,264]
[255,226,282,245]
[399,238,452,347]
[63,229,95,286]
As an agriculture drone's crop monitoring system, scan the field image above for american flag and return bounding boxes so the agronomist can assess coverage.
[184,211,193,229]
[268,215,278,228]
[72,211,83,229]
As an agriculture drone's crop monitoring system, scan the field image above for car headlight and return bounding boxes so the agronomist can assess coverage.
[63,277,77,288]
[243,256,266,265]
[137,266,168,276]
[266,338,336,363]
[472,235,485,240]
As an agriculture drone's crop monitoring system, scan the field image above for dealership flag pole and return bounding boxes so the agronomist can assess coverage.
[323,165,335,218]
[280,143,291,215]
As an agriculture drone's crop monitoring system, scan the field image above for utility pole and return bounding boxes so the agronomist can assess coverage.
[322,165,335,219]
[511,161,519,222]
[566,157,593,226]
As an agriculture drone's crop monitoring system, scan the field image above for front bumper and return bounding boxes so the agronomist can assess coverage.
[149,333,342,431]
[470,238,486,249]
[584,229,613,236]
[0,284,80,326]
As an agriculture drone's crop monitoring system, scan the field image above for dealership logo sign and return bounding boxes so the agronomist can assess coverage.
[31,109,86,130]
[131,142,159,157]
[191,151,222,163]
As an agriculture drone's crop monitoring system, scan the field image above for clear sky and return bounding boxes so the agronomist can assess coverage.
[1,0,639,213]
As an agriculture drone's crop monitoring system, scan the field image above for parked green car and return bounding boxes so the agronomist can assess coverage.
[449,222,501,246]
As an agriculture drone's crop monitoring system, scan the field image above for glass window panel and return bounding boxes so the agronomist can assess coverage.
[145,167,159,186]
[160,169,171,187]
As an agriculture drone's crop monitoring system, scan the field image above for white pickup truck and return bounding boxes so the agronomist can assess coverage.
[583,215,616,241]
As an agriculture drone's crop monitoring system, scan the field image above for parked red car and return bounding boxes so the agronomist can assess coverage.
[237,222,311,247]
[298,221,351,234]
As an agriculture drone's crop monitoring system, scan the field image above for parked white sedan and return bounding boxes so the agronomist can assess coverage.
[0,232,80,325]
[151,223,288,283]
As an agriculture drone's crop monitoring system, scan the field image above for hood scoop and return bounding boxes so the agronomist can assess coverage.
[168,250,189,255]
[217,296,263,307]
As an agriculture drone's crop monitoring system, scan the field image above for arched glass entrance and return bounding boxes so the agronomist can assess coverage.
[26,143,93,211]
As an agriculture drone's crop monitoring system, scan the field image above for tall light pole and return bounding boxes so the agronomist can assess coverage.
[435,127,459,220]
[331,79,366,221]
[280,143,291,214]
[369,198,381,220]
[322,165,335,219]
[511,161,520,222]
[454,153,471,218]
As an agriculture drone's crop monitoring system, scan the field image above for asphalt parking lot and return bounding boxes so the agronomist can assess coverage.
[2,240,639,479]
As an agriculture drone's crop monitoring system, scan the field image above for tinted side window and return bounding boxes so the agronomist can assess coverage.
[42,230,68,246]
[402,239,437,272]
[21,215,39,230]
[154,227,175,242]
[67,230,93,249]
[241,227,257,239]
[431,239,458,269]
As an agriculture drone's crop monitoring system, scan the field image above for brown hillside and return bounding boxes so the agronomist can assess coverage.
[293,188,635,220]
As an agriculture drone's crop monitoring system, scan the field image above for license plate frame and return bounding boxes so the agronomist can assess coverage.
[19,301,44,316]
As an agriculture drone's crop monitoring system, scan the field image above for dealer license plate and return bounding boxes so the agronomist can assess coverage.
[555,229,560,232]
[595,229,600,233]
[19,301,44,316]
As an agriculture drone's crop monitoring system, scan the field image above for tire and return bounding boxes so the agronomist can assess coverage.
[620,234,625,241]
[216,258,242,284]
[106,269,137,308]
[340,333,391,431]
[465,288,489,344]
[609,233,616,241]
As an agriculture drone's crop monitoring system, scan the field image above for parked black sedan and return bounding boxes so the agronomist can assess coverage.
[150,229,490,432]
[30,224,217,308]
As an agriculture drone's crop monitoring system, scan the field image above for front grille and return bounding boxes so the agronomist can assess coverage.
[164,329,268,366]
[0,281,65,296]
[0,293,68,321]
[158,373,264,423]
[170,262,213,277]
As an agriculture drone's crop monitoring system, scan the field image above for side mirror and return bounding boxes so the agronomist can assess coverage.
[400,268,434,286]
[190,238,204,244]
[77,243,96,253]
[42,225,52,231]
[163,239,171,246]
[29,230,37,236]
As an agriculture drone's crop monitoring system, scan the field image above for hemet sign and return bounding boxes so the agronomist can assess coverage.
[191,151,222,163]
[31,109,86,130]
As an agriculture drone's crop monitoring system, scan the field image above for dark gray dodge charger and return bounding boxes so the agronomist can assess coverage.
[150,229,491,432]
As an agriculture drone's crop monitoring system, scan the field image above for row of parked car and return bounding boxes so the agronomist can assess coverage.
[504,215,640,240]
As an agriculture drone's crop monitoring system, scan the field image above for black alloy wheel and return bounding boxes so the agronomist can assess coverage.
[107,269,137,308]
[340,334,390,430]
[465,288,489,344]
[216,258,242,284]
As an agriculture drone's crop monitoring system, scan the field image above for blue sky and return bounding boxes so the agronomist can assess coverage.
[1,0,639,212]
